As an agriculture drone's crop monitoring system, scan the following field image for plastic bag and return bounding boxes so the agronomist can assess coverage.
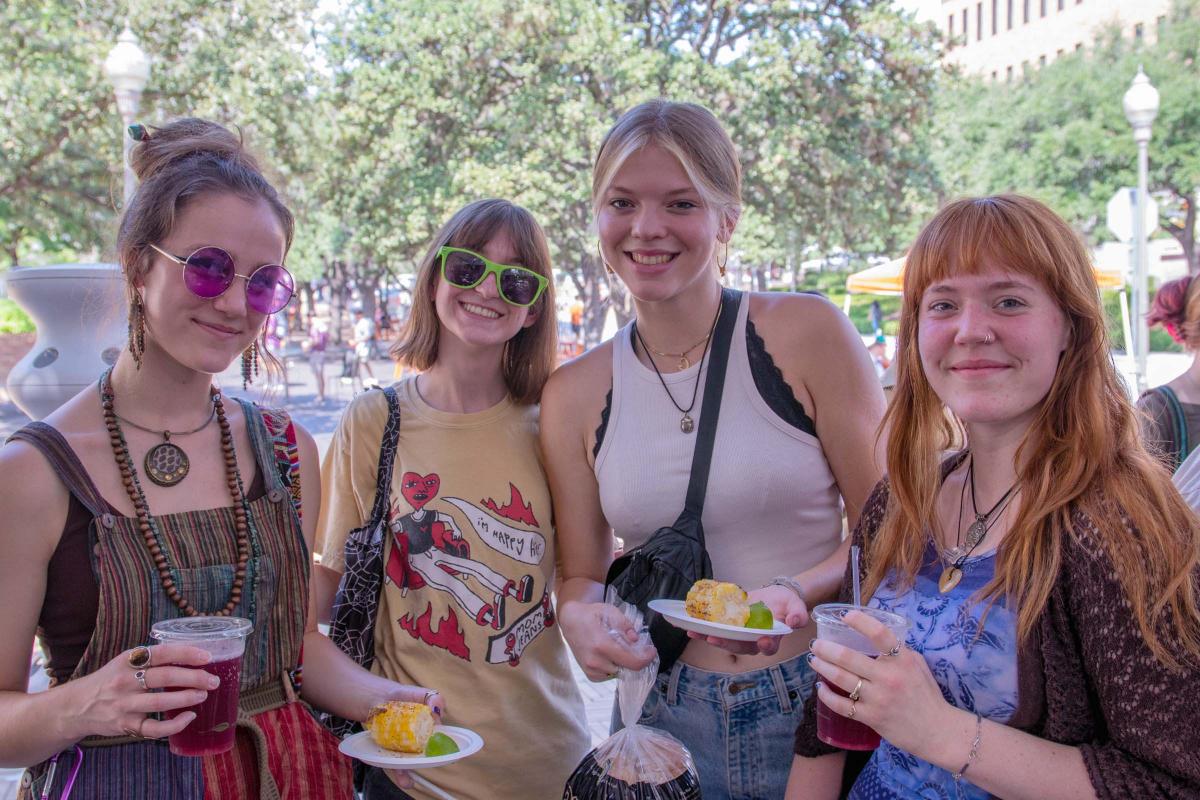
[563,590,702,799]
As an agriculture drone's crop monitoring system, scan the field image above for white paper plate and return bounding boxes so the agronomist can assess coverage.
[339,725,483,769]
[648,598,793,641]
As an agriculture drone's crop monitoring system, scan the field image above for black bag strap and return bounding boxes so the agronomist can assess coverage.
[367,385,402,526]
[682,287,741,517]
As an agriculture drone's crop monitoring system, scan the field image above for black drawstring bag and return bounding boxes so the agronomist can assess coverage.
[605,288,739,673]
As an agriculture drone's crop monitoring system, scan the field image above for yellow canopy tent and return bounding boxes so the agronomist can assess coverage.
[844,257,1124,296]
[842,256,1130,349]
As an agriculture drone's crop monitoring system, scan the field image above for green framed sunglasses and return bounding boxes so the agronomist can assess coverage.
[438,246,549,308]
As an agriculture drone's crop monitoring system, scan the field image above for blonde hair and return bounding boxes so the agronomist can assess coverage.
[591,100,741,229]
[872,194,1200,669]
[390,200,557,405]
[118,118,291,381]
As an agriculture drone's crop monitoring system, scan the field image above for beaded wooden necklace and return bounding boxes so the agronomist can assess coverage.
[100,371,251,616]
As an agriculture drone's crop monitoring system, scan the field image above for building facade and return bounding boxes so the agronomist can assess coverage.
[928,0,1170,79]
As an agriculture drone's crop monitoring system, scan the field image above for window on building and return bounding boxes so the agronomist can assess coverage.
[1023,0,1030,23]
[1038,54,1047,66]
[948,14,955,39]
[1006,65,1014,81]
[963,9,969,40]
[1134,22,1144,39]
[1007,0,1014,28]
[1040,0,1047,16]
[977,3,983,38]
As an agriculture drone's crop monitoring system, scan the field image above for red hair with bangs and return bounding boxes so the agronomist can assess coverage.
[871,194,1200,668]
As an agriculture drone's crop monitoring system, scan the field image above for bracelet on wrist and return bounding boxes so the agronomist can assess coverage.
[766,576,807,606]
[952,712,983,792]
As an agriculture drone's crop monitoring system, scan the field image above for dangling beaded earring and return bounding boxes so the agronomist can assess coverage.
[242,341,260,389]
[128,295,146,369]
[717,241,729,278]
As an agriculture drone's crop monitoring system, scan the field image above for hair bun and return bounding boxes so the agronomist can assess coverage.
[1147,275,1192,333]
[129,118,260,184]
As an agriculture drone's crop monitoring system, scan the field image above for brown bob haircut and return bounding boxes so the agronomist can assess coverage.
[391,199,557,405]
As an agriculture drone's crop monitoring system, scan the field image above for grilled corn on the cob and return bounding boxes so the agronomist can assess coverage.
[364,701,436,754]
[685,579,751,626]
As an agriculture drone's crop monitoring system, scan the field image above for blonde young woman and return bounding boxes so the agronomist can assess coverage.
[540,100,885,798]
[0,119,432,799]
[316,200,590,800]
[790,195,1200,799]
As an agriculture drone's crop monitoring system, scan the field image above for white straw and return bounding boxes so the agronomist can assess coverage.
[412,774,459,800]
[851,544,862,607]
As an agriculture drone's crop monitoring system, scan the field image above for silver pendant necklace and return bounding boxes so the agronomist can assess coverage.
[632,302,722,434]
[939,455,1017,593]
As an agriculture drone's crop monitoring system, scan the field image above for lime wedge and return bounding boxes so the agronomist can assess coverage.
[425,731,460,757]
[746,601,774,629]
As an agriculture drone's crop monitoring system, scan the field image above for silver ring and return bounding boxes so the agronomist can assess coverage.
[134,669,149,691]
[848,678,863,702]
[883,640,902,658]
[422,689,439,705]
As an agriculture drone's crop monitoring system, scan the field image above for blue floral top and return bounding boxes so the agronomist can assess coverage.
[848,544,1018,800]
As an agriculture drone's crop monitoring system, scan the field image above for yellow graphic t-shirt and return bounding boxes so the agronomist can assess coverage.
[317,379,590,800]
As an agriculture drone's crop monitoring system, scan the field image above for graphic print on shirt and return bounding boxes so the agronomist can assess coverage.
[386,474,554,666]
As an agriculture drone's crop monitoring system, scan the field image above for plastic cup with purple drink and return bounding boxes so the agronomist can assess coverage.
[151,616,253,757]
[812,603,909,751]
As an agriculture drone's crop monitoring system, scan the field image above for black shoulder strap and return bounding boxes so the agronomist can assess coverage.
[367,386,402,526]
[682,288,741,516]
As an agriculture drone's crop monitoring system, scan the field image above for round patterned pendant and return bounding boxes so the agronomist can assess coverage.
[145,441,190,487]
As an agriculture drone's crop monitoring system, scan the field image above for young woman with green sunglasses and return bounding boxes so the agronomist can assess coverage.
[315,199,590,800]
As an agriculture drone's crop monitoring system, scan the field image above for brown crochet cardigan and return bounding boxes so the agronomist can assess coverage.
[794,473,1200,799]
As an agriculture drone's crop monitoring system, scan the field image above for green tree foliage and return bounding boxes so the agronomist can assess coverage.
[934,0,1200,272]
[0,0,319,268]
[316,0,942,341]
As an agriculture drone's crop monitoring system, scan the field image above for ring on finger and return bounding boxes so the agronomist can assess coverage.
[848,678,863,702]
[848,699,857,719]
[422,689,440,705]
[883,639,902,657]
[128,645,152,670]
[134,669,149,692]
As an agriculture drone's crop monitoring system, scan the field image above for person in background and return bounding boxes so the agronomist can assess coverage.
[867,334,890,380]
[1138,274,1200,471]
[789,194,1200,799]
[306,314,331,404]
[351,309,377,388]
[541,100,885,799]
[316,199,591,800]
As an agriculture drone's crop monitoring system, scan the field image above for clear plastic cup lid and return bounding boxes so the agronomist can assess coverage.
[811,603,908,632]
[151,616,253,642]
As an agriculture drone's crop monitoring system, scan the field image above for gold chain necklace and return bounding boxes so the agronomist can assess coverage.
[638,329,714,370]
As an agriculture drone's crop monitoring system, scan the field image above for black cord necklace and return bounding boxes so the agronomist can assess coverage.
[632,301,722,434]
[111,399,217,487]
[939,455,1018,593]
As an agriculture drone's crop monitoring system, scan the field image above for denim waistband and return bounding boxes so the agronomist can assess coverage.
[660,652,814,711]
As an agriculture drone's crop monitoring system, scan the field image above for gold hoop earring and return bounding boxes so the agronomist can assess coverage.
[717,241,729,278]
[597,242,614,275]
[242,340,260,389]
[128,295,145,369]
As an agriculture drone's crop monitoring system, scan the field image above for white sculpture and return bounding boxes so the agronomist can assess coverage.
[5,263,127,420]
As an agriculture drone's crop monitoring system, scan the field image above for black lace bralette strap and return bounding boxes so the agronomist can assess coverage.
[7,422,110,518]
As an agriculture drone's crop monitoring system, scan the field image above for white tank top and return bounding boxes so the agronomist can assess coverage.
[594,293,844,588]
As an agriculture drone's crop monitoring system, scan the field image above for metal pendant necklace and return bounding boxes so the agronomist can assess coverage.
[640,329,714,370]
[939,455,1017,593]
[632,301,722,434]
[110,394,218,487]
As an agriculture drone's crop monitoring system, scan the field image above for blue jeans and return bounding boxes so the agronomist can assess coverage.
[612,653,816,800]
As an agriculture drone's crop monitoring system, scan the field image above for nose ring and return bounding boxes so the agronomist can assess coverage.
[982,332,995,344]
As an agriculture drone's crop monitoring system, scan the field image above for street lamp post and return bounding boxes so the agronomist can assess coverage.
[103,25,151,208]
[1123,66,1159,395]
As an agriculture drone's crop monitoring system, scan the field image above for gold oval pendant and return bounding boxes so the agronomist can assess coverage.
[938,566,963,594]
[145,442,190,487]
